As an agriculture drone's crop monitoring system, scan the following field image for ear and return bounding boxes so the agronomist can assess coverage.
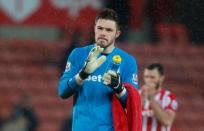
[115,30,121,38]
[94,25,97,33]
[160,76,165,84]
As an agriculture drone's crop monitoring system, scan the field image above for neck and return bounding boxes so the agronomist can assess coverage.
[156,86,162,93]
[103,43,115,54]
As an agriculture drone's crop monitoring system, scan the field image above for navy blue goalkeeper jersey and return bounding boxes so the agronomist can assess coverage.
[58,44,139,131]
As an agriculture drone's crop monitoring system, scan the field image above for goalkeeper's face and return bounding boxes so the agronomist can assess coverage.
[94,19,120,49]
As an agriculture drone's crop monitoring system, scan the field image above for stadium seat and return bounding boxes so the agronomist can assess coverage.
[0,39,203,131]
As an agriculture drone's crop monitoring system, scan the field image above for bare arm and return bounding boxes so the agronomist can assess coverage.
[149,98,176,126]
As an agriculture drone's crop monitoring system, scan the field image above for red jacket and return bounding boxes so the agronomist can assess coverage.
[112,83,142,131]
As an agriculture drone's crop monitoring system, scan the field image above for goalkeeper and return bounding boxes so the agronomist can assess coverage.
[58,8,141,131]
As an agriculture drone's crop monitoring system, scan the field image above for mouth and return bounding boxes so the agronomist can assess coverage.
[98,37,108,42]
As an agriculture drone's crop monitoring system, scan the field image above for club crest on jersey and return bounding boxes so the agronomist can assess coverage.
[132,74,138,85]
[65,61,71,72]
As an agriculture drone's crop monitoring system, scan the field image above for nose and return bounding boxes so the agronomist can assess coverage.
[99,29,107,36]
[144,76,152,83]
[99,33,105,37]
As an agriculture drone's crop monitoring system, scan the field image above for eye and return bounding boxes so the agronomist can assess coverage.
[106,28,113,32]
[144,75,155,79]
[150,76,156,79]
[97,26,103,30]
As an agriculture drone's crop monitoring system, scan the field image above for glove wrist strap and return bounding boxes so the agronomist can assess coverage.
[79,70,89,80]
[113,83,124,94]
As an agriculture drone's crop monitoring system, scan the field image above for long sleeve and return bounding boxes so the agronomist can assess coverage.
[123,55,139,89]
[119,55,139,103]
[58,48,83,99]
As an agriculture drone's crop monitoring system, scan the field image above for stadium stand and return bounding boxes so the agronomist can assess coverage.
[118,43,204,131]
[0,39,203,131]
[0,39,72,131]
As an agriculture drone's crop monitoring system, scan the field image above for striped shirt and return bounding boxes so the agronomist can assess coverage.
[141,89,178,131]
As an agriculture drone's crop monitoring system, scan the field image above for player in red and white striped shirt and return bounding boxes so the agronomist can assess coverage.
[140,63,178,131]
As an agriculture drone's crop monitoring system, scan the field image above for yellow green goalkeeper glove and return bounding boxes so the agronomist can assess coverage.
[79,46,106,80]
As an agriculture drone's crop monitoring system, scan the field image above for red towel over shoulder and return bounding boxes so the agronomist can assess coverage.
[112,83,142,131]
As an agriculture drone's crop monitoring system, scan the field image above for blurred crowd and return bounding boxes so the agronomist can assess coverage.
[0,94,38,131]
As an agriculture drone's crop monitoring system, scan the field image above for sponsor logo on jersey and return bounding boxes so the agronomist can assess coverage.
[86,75,103,82]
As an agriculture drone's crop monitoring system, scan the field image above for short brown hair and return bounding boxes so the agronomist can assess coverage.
[146,63,164,75]
[95,8,120,30]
